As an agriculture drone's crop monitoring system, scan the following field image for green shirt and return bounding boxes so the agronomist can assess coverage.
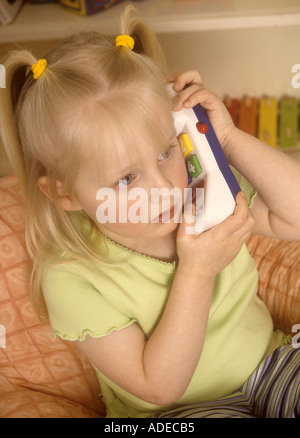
[42,172,287,418]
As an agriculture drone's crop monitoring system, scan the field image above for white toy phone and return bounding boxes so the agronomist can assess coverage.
[169,85,240,232]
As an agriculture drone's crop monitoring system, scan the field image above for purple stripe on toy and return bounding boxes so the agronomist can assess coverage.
[193,104,241,200]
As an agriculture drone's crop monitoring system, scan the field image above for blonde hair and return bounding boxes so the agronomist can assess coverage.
[0,5,171,321]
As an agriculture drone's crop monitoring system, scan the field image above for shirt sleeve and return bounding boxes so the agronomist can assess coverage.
[231,167,257,208]
[42,263,136,342]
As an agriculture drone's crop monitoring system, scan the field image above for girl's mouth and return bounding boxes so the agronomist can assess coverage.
[158,205,175,223]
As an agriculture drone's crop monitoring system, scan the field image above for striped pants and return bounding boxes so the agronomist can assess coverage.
[159,344,300,418]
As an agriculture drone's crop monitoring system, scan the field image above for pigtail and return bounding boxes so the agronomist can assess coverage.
[0,50,36,200]
[117,4,168,79]
[122,6,166,66]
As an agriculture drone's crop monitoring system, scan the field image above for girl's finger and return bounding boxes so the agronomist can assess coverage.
[173,86,221,113]
[173,84,205,110]
[168,70,204,92]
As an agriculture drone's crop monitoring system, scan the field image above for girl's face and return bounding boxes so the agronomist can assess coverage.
[73,104,188,248]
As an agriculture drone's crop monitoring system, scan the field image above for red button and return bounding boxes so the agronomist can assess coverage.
[196,122,208,134]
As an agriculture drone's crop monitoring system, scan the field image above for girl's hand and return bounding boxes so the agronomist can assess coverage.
[168,70,235,153]
[176,191,255,280]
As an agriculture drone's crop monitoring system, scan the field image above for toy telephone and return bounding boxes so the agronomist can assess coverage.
[169,85,241,232]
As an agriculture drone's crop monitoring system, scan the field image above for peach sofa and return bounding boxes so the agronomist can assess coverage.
[0,174,299,418]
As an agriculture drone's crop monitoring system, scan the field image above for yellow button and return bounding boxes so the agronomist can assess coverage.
[178,133,193,157]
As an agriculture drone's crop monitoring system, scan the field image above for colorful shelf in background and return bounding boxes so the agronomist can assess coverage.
[258,97,278,148]
[239,97,258,138]
[279,97,298,148]
[223,95,300,150]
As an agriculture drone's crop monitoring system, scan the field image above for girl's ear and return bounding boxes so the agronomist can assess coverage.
[38,176,82,212]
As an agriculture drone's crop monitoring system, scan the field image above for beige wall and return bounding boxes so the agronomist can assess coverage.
[1,24,300,175]
[159,26,300,99]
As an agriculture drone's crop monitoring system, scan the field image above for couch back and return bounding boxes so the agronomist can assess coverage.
[0,175,104,418]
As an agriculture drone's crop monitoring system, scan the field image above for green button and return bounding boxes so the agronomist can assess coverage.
[187,155,202,178]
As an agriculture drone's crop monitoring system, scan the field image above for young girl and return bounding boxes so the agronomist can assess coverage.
[1,5,299,419]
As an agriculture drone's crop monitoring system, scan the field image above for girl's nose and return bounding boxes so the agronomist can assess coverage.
[152,168,174,191]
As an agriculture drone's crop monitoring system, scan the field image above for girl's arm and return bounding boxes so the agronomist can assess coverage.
[171,70,300,241]
[74,192,253,405]
[225,129,300,241]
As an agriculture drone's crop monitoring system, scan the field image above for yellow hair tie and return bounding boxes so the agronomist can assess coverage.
[31,59,47,80]
[115,34,135,50]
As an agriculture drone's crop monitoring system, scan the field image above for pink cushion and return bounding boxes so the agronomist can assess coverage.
[0,175,105,418]
[247,234,300,335]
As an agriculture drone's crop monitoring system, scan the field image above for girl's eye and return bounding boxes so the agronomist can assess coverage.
[118,174,134,187]
[158,147,172,161]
